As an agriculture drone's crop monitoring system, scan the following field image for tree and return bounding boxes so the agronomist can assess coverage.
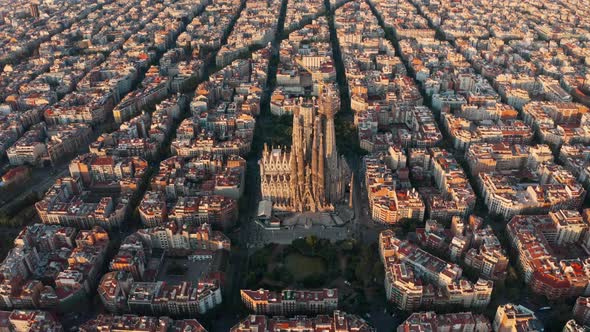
[292,238,311,255]
[400,219,419,235]
[337,239,355,252]
[321,246,338,270]
[166,262,187,276]
[302,273,327,288]
[251,246,274,270]
[355,259,373,286]
[306,235,318,255]
[245,272,260,289]
[372,262,385,286]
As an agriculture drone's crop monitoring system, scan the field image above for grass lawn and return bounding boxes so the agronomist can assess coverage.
[285,253,326,281]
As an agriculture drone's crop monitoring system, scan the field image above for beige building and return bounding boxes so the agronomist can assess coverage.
[241,288,338,315]
[493,304,543,332]
[260,85,349,212]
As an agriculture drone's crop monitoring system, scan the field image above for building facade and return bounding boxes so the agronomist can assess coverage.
[260,86,350,213]
[240,288,338,315]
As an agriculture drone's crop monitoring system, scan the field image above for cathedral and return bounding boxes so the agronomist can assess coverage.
[260,85,350,212]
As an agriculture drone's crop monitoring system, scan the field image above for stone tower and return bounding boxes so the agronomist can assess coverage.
[259,84,350,213]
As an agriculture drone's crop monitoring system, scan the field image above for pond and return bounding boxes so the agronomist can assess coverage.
[285,252,327,280]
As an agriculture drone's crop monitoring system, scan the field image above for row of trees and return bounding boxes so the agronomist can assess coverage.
[245,237,384,297]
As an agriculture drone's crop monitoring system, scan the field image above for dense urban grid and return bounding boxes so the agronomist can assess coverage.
[1,0,590,331]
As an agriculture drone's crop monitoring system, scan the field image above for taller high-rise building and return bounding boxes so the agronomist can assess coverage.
[29,3,39,18]
[260,84,349,212]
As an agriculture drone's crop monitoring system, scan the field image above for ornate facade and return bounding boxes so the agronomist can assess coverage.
[260,85,350,212]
